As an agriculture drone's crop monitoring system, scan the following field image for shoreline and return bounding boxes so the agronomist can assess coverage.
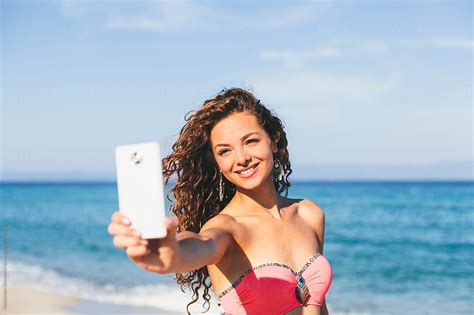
[3,287,78,315]
[2,287,183,315]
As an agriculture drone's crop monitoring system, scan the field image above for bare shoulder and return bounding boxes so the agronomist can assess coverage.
[298,198,325,222]
[297,199,326,250]
[200,213,237,233]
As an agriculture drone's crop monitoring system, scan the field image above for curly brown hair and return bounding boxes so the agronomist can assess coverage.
[161,87,292,314]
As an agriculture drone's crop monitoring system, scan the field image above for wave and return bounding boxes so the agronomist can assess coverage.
[7,260,220,313]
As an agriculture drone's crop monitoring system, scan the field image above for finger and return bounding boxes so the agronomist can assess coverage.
[164,217,179,237]
[113,235,147,249]
[111,211,131,225]
[108,222,139,237]
[126,245,150,258]
[111,211,121,222]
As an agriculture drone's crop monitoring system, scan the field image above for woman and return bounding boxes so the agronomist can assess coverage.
[108,88,332,315]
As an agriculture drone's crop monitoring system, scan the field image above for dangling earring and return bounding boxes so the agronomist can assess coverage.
[219,171,224,202]
[273,156,284,181]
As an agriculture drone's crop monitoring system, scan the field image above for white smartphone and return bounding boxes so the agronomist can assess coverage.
[115,142,167,239]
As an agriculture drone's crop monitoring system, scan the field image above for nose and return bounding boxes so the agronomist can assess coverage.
[235,148,251,166]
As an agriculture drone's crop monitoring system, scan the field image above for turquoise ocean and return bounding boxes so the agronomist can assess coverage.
[1,181,472,314]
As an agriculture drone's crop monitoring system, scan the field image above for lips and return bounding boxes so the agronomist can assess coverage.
[236,163,259,178]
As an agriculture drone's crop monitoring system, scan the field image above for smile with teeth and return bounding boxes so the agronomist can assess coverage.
[237,163,259,177]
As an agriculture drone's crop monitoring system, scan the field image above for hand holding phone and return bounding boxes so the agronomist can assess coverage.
[108,211,150,258]
[108,211,182,274]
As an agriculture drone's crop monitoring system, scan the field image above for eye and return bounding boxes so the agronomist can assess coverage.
[245,138,259,145]
[218,148,230,156]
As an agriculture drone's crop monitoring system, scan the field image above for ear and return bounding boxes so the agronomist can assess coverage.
[271,141,278,154]
[271,134,280,154]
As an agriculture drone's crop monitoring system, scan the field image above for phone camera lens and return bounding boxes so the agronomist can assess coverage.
[131,152,143,164]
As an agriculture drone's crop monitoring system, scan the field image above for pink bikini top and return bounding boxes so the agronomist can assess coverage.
[217,252,332,315]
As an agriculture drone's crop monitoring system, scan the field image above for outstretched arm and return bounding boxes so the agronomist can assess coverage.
[108,211,234,275]
[169,215,234,273]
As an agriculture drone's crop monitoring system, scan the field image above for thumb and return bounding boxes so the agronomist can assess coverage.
[164,216,179,238]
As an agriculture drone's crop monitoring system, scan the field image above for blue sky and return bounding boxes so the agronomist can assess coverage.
[1,0,472,180]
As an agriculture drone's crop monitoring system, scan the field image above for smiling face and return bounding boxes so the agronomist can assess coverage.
[210,111,277,191]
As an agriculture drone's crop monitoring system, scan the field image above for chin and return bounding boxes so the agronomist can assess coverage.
[235,180,263,191]
[231,174,271,191]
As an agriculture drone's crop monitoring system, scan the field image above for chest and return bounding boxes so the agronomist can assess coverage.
[236,215,318,257]
[208,211,321,296]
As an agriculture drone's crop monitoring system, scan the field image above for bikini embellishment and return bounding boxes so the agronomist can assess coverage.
[293,252,322,305]
[295,275,310,305]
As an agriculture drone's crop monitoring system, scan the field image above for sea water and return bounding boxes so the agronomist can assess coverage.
[1,181,472,314]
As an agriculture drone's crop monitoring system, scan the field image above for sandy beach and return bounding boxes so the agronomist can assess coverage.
[3,287,182,315]
[3,287,78,315]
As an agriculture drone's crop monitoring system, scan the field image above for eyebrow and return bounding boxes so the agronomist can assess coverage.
[214,132,260,149]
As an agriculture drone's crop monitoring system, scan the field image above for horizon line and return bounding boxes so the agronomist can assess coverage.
[1,178,472,184]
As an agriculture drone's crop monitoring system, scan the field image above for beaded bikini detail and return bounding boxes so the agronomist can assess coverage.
[217,252,322,302]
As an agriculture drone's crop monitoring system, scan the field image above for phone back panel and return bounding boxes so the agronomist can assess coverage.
[115,142,167,239]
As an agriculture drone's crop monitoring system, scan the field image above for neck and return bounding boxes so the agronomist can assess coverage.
[230,176,283,219]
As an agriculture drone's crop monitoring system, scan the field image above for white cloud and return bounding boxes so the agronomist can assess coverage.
[327,37,474,51]
[259,36,473,69]
[258,39,392,69]
[105,1,213,32]
[243,2,328,31]
[250,71,399,107]
[430,36,474,49]
[58,1,326,33]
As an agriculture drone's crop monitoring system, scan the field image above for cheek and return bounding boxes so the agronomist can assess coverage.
[215,156,233,171]
[255,143,274,159]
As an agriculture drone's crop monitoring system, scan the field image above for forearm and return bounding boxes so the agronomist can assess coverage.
[172,231,216,273]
